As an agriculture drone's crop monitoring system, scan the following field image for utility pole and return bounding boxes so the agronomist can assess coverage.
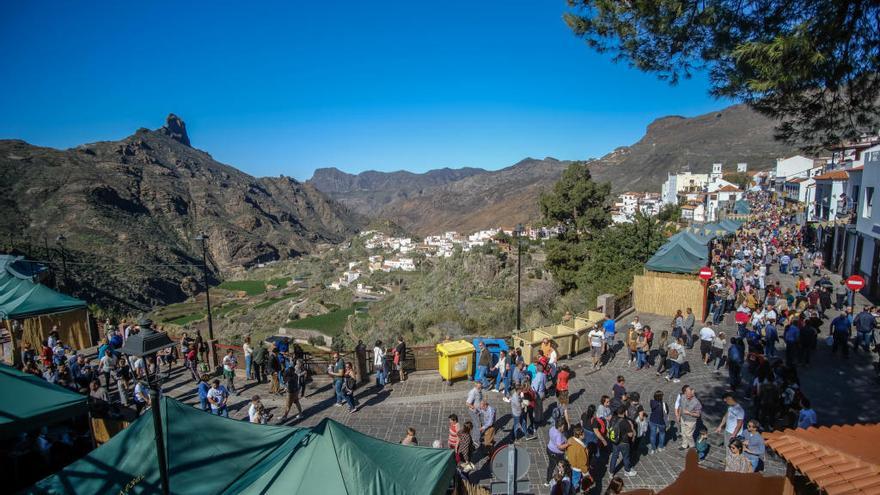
[515,224,523,331]
[55,235,67,289]
[195,233,218,369]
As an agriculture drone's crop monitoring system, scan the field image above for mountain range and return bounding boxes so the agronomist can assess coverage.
[307,104,796,234]
[0,115,364,310]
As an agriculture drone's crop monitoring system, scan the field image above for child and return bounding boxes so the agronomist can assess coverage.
[634,409,649,457]
[695,429,710,461]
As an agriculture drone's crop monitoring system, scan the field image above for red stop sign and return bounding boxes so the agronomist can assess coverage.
[846,274,866,291]
[698,266,713,280]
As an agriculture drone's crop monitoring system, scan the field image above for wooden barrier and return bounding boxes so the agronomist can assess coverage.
[633,270,707,319]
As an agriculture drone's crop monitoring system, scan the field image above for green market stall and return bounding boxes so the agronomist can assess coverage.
[32,397,455,495]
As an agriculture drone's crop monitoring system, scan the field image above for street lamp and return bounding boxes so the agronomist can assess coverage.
[514,224,524,332]
[120,318,175,495]
[194,233,217,369]
[55,235,68,288]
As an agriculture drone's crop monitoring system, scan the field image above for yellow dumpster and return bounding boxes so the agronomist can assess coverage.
[510,329,552,364]
[436,340,475,384]
[541,324,577,358]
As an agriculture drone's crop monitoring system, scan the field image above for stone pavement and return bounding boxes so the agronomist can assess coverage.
[146,262,880,494]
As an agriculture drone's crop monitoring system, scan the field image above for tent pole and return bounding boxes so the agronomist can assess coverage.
[148,365,170,495]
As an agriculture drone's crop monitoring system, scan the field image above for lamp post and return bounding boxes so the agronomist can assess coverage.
[194,233,217,369]
[514,224,524,332]
[55,234,68,288]
[120,318,174,495]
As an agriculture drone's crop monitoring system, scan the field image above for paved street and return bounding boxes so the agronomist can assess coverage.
[148,266,879,494]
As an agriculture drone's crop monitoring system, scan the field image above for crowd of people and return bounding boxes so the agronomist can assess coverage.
[441,191,878,494]
[8,191,880,495]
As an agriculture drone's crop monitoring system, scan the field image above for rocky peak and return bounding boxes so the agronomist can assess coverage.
[160,113,190,146]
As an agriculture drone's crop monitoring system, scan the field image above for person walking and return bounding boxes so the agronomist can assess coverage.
[510,384,527,440]
[545,417,569,487]
[830,312,852,358]
[684,308,696,349]
[648,390,668,453]
[222,349,239,395]
[457,421,475,471]
[679,386,702,451]
[589,325,605,369]
[280,364,303,421]
[608,406,637,477]
[727,337,744,390]
[476,341,492,388]
[531,363,547,427]
[479,400,496,453]
[854,306,877,353]
[698,323,716,364]
[329,352,346,405]
[492,350,509,396]
[251,342,266,384]
[665,338,685,383]
[655,330,669,376]
[565,425,590,489]
[466,381,484,429]
[783,321,800,368]
[373,340,387,389]
[340,362,359,413]
[714,392,744,447]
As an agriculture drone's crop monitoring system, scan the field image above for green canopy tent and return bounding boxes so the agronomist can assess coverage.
[658,232,711,259]
[0,282,86,320]
[0,363,88,439]
[32,397,455,495]
[0,278,91,352]
[719,219,742,232]
[645,242,707,274]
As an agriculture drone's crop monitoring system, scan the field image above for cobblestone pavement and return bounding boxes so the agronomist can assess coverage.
[149,266,878,494]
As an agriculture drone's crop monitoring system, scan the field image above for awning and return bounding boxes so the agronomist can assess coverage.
[0,363,89,439]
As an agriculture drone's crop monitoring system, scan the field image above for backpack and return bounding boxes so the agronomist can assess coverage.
[607,417,624,444]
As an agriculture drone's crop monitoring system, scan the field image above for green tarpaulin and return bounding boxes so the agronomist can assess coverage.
[646,242,707,274]
[32,397,455,495]
[719,219,741,232]
[734,200,751,215]
[0,363,88,439]
[0,279,86,319]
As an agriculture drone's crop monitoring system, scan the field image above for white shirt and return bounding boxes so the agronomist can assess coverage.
[134,382,149,403]
[699,327,716,342]
[632,320,643,331]
[100,354,117,372]
[248,403,259,423]
[493,356,507,371]
[548,349,558,365]
[207,386,227,409]
[133,357,146,376]
[373,346,385,366]
[725,404,745,434]
[243,343,253,357]
[589,329,604,347]
[223,355,237,372]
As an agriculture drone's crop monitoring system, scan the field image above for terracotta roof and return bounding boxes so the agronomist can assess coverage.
[764,424,880,495]
[813,170,850,181]
[717,185,742,192]
[787,178,807,183]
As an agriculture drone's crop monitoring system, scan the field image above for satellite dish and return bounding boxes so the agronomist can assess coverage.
[491,444,530,481]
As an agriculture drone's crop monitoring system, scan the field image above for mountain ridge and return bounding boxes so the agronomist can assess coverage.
[1,115,365,310]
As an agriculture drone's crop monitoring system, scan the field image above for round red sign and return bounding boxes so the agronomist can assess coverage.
[698,266,713,281]
[846,274,866,291]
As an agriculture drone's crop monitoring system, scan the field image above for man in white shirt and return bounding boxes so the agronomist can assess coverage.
[222,349,238,395]
[207,379,229,418]
[132,356,146,379]
[589,327,605,369]
[133,380,151,416]
[715,392,744,447]
[698,324,716,364]
[373,340,386,389]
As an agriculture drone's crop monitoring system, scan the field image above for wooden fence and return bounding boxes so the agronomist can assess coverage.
[633,270,707,319]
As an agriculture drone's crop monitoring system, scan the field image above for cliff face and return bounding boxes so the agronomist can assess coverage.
[0,115,365,310]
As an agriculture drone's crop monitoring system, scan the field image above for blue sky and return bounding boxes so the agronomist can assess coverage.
[0,1,731,180]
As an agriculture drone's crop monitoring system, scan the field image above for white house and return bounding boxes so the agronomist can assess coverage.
[775,155,818,191]
[706,185,743,221]
[662,172,709,205]
[852,144,880,299]
[812,169,852,221]
[693,203,707,223]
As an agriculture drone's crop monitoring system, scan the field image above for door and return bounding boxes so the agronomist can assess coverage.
[871,241,880,301]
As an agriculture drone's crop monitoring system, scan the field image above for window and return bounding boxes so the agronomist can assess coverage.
[865,187,875,219]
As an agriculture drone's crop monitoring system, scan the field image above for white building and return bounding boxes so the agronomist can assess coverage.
[706,185,743,221]
[382,257,416,271]
[812,170,852,221]
[662,172,710,205]
[774,155,818,191]
[851,145,879,299]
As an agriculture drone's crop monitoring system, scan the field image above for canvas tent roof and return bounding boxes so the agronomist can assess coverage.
[32,397,455,495]
[645,242,707,274]
[734,199,751,214]
[656,233,709,260]
[0,278,86,320]
[0,363,88,439]
[719,219,742,232]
